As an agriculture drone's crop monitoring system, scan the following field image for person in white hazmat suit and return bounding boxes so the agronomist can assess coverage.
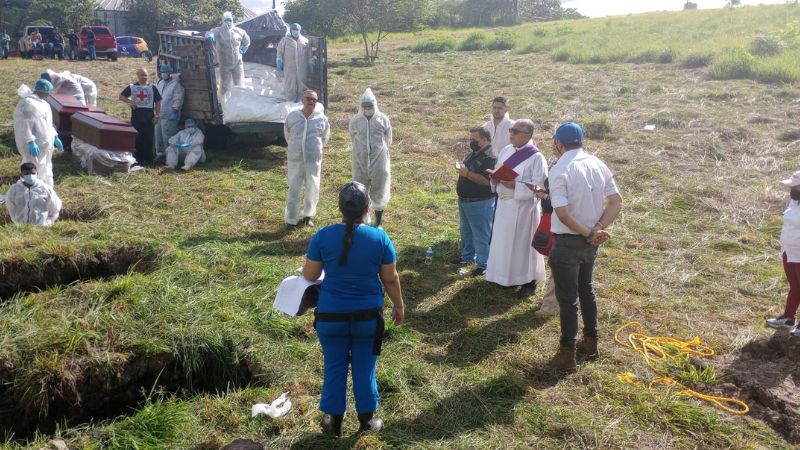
[155,64,185,159]
[13,79,64,187]
[5,162,61,226]
[284,89,329,228]
[165,118,205,171]
[348,88,393,228]
[276,23,313,102]
[42,69,85,105]
[73,73,98,107]
[207,11,250,99]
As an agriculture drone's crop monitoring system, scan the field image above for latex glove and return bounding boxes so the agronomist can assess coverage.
[54,136,64,152]
[252,392,292,419]
[168,112,178,121]
[276,59,284,71]
[308,62,315,73]
[206,34,214,42]
[239,46,246,55]
[28,141,40,157]
[176,142,191,149]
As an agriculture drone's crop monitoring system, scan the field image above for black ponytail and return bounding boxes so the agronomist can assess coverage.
[337,181,370,264]
[339,216,357,265]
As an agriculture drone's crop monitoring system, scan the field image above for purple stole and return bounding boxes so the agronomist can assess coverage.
[503,143,539,169]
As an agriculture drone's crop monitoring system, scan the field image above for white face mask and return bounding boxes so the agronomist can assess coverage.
[363,109,374,118]
[224,20,233,29]
[291,30,300,38]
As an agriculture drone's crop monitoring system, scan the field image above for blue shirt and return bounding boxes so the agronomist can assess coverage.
[307,223,397,313]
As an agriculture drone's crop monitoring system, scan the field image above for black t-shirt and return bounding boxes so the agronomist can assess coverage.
[121,82,162,121]
[457,145,496,200]
[67,34,78,46]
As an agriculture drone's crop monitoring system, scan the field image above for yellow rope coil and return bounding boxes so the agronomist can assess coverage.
[614,321,749,415]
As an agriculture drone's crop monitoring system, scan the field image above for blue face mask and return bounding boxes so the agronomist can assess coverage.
[291,30,300,38]
[22,174,36,184]
[161,73,170,81]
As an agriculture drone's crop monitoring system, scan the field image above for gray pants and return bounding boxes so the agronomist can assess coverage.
[548,234,599,348]
[154,120,178,156]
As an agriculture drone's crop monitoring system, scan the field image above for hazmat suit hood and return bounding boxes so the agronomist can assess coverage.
[348,88,393,211]
[357,88,381,116]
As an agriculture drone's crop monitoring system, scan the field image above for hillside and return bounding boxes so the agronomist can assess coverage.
[0,4,799,448]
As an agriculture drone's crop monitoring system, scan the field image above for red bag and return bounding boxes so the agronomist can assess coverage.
[532,211,554,256]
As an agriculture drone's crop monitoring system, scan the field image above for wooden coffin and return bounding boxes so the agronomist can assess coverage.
[47,93,87,132]
[71,111,137,151]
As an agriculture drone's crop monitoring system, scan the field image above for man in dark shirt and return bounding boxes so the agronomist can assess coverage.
[66,30,79,60]
[453,127,497,276]
[49,28,64,60]
[86,29,96,60]
[119,68,162,165]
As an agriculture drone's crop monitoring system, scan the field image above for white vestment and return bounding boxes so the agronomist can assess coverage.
[485,144,548,286]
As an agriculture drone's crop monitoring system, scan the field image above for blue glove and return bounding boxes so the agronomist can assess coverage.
[276,59,284,71]
[308,62,315,73]
[28,141,40,157]
[206,34,215,42]
[54,136,64,151]
[176,142,191,149]
[239,46,246,54]
[168,112,178,121]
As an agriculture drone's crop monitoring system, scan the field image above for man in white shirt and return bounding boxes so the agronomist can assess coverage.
[482,96,513,157]
[5,162,62,226]
[545,122,622,370]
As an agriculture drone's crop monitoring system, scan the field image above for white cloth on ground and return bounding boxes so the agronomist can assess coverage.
[349,88,393,211]
[252,392,292,418]
[5,178,61,226]
[13,84,58,187]
[283,106,329,225]
[71,137,136,175]
[166,127,206,170]
[483,113,513,157]
[485,144,548,286]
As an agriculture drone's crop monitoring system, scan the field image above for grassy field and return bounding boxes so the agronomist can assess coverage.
[1,4,800,449]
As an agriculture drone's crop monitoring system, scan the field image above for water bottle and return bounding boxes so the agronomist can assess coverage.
[424,247,433,265]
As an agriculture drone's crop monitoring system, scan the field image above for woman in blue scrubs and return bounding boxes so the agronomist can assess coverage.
[303,181,405,437]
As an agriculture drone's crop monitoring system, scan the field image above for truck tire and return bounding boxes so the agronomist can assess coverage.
[205,124,231,150]
[109,53,117,61]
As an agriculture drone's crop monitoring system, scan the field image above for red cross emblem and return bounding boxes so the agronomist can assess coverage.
[136,90,148,101]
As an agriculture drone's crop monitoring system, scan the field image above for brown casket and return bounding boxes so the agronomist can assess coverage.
[46,94,105,149]
[71,111,137,151]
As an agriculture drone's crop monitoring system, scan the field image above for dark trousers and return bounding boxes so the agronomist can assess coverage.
[549,234,599,348]
[131,114,155,164]
[783,252,800,318]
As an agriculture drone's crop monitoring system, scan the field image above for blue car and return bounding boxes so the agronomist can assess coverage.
[116,36,151,60]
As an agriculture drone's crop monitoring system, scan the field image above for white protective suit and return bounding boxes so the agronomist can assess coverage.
[283,104,329,225]
[45,69,85,105]
[73,73,98,106]
[348,88,392,211]
[155,75,185,156]
[276,33,311,102]
[12,85,59,187]
[209,18,251,99]
[166,127,206,170]
[5,178,62,226]
[483,112,513,158]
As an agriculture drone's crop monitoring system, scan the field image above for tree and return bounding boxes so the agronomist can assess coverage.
[0,0,94,36]
[284,0,350,37]
[726,0,742,7]
[346,0,433,61]
[519,0,564,21]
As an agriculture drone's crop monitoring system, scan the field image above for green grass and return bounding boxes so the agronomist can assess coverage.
[0,4,799,448]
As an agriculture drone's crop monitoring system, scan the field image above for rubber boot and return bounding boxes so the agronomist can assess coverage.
[357,412,384,433]
[546,347,576,370]
[374,210,383,228]
[576,336,599,361]
[320,414,344,437]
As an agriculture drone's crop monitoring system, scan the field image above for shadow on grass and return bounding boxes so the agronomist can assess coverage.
[181,229,310,257]
[424,305,547,367]
[395,241,463,308]
[201,143,287,173]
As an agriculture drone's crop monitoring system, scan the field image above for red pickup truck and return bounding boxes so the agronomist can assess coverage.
[78,25,117,61]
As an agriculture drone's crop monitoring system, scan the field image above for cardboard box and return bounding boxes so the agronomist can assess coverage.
[71,111,137,151]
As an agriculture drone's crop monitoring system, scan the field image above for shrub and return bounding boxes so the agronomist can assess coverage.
[583,117,613,140]
[487,31,516,51]
[753,63,800,84]
[748,35,784,56]
[680,52,714,68]
[552,49,570,61]
[708,49,754,80]
[457,31,490,51]
[410,36,456,53]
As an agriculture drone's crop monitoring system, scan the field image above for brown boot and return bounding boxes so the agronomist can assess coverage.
[547,347,576,370]
[576,336,599,361]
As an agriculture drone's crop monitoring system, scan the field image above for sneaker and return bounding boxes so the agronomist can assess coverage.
[470,267,486,276]
[302,217,315,227]
[450,257,470,265]
[766,316,795,329]
[792,325,800,337]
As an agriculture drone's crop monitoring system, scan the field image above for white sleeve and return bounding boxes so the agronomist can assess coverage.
[48,188,62,223]
[384,116,393,147]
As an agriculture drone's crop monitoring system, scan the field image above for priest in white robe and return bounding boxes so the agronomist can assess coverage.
[485,119,548,298]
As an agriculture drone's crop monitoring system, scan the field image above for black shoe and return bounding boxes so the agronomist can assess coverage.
[516,281,537,298]
[321,414,344,437]
[470,267,486,276]
[286,222,298,230]
[374,210,383,228]
[450,257,470,265]
[302,216,314,227]
[357,412,383,433]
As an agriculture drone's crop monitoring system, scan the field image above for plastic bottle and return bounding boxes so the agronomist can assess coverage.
[424,247,433,265]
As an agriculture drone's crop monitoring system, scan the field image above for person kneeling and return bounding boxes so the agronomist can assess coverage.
[5,162,61,226]
[165,119,206,171]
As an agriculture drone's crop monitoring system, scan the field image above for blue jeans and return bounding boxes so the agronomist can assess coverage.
[458,198,494,269]
[1,46,8,59]
[316,319,379,415]
[88,43,96,60]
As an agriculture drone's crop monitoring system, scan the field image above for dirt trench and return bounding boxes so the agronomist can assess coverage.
[0,245,156,299]
[0,348,263,440]
[720,333,800,443]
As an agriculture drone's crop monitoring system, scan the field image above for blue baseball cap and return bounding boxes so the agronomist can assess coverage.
[34,79,53,93]
[553,122,584,144]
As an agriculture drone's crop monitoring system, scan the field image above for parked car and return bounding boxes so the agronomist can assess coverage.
[78,25,117,61]
[117,36,150,58]
[22,25,55,58]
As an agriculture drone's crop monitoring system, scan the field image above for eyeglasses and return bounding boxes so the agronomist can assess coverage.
[509,128,529,135]
[303,97,318,102]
